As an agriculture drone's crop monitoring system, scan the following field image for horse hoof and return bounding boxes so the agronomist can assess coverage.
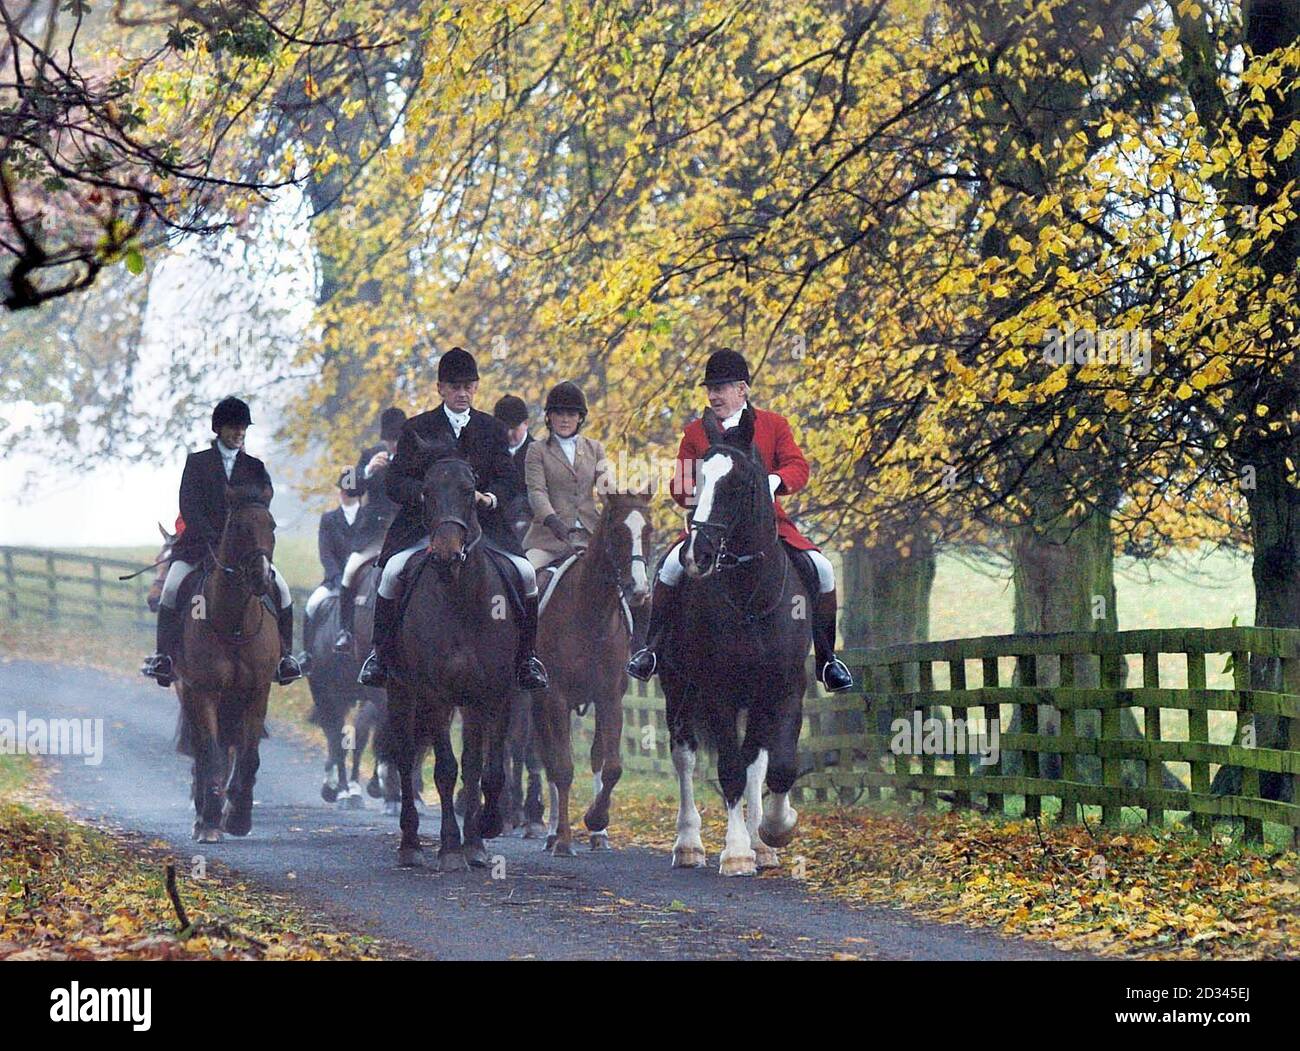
[524,822,547,840]
[467,846,489,868]
[671,845,706,868]
[321,783,340,803]
[383,801,400,817]
[589,832,611,851]
[343,788,365,810]
[438,850,468,873]
[545,833,557,850]
[758,821,797,849]
[550,839,577,857]
[397,846,424,867]
[194,826,222,844]
[754,844,781,870]
[222,812,252,837]
[366,777,383,799]
[719,852,757,877]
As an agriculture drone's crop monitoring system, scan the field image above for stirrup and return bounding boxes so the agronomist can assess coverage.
[516,655,549,692]
[142,653,175,687]
[626,648,657,681]
[818,657,854,693]
[276,654,303,686]
[358,650,388,688]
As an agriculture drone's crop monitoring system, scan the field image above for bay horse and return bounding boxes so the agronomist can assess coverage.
[532,492,652,854]
[174,484,281,842]
[380,438,520,870]
[662,409,809,876]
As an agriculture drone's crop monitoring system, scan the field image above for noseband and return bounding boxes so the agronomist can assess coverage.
[422,456,481,565]
[689,461,764,571]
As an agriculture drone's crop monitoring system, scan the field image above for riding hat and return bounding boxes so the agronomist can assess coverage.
[493,395,529,427]
[379,406,407,441]
[437,346,479,384]
[544,381,587,417]
[212,396,253,431]
[699,349,750,386]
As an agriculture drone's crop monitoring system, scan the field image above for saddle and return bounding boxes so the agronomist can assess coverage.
[784,545,820,600]
[537,550,634,635]
[394,541,527,624]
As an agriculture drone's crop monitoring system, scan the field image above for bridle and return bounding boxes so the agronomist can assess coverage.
[205,509,273,646]
[421,456,482,565]
[689,451,788,626]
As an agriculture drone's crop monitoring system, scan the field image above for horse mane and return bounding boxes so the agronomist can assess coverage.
[226,483,272,509]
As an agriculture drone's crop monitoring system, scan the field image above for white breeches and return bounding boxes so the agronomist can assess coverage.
[160,558,292,608]
[379,539,537,600]
[657,539,834,593]
[305,584,335,617]
[340,539,383,587]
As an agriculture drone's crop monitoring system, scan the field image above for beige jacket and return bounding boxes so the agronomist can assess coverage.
[522,434,611,561]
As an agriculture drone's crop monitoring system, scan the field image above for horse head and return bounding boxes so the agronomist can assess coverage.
[412,432,480,575]
[601,491,653,605]
[146,521,178,613]
[220,483,276,596]
[682,407,773,578]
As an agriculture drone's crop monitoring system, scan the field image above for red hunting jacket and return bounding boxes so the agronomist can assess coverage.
[670,406,818,551]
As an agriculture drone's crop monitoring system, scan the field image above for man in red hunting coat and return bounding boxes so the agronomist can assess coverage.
[627,349,854,692]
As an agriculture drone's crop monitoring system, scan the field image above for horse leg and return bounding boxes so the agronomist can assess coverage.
[432,710,464,872]
[759,696,802,850]
[716,705,756,877]
[479,702,509,843]
[583,692,623,850]
[222,740,260,837]
[460,708,489,868]
[390,686,423,867]
[532,692,575,856]
[190,692,224,843]
[523,744,546,839]
[670,739,706,868]
[744,747,779,869]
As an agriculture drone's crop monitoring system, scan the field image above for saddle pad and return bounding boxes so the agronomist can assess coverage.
[537,551,634,636]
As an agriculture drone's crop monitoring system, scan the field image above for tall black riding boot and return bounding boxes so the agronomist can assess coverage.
[626,579,679,681]
[276,605,303,685]
[334,581,357,651]
[515,593,549,692]
[142,603,183,687]
[358,594,398,688]
[812,589,854,692]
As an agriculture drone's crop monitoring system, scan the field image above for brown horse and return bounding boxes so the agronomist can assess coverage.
[380,438,520,870]
[174,484,280,842]
[532,492,652,855]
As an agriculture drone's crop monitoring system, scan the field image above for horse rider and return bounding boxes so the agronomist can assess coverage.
[299,469,364,666]
[521,382,612,570]
[141,396,304,687]
[333,407,407,652]
[494,394,534,537]
[626,349,855,692]
[356,347,550,692]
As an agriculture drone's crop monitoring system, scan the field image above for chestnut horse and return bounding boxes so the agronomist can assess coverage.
[380,438,520,870]
[662,409,809,876]
[174,484,281,842]
[532,492,652,855]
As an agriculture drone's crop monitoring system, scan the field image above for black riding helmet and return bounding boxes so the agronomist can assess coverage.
[544,382,587,432]
[379,406,407,441]
[212,396,252,432]
[493,394,529,427]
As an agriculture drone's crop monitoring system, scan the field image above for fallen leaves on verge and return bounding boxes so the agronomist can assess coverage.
[608,782,1299,960]
[0,801,384,961]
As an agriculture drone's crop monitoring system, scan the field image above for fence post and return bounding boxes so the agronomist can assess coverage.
[1143,649,1163,827]
[1100,651,1123,827]
[949,658,971,810]
[45,552,57,622]
[92,559,104,626]
[1020,653,1040,819]
[1234,643,1263,844]
[1058,651,1077,824]
[3,549,16,621]
[1186,649,1210,835]
[982,655,1002,816]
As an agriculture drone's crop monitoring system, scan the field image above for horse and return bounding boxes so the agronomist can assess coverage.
[303,587,366,807]
[173,484,282,842]
[531,491,652,855]
[146,522,178,613]
[662,409,809,876]
[379,437,521,870]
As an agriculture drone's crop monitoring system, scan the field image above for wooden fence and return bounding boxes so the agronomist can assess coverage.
[0,545,311,639]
